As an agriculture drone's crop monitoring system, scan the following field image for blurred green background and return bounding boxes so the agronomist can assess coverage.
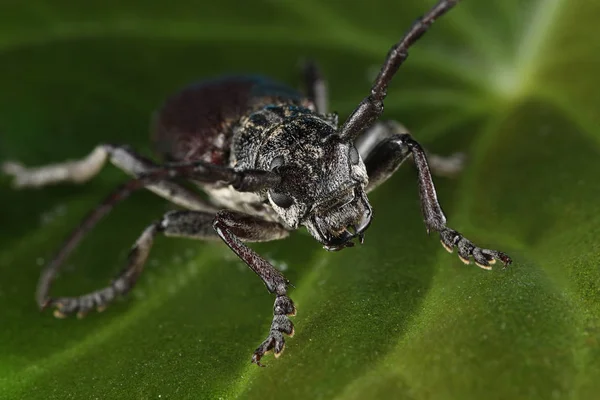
[1,0,599,399]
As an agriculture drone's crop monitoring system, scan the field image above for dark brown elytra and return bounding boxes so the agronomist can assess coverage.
[1,0,512,367]
[152,76,311,165]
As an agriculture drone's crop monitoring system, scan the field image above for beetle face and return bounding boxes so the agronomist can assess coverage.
[303,137,372,250]
[264,122,372,249]
[304,185,373,251]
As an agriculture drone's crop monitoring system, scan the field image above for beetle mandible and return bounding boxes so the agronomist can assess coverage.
[2,0,511,367]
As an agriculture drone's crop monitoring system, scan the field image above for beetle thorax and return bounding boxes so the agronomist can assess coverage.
[245,111,372,249]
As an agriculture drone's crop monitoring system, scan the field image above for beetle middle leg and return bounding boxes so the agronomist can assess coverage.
[46,210,221,318]
[363,132,511,268]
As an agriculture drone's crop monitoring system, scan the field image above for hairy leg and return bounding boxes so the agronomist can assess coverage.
[43,211,217,318]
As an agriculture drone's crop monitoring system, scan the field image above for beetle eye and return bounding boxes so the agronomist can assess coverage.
[349,146,359,165]
[270,155,284,170]
[270,191,294,208]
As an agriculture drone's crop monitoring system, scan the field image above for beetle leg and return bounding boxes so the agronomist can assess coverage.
[302,60,328,114]
[363,132,512,268]
[339,0,459,140]
[213,210,296,367]
[356,120,465,179]
[41,211,213,317]
[1,144,216,212]
[36,166,282,310]
[44,210,292,324]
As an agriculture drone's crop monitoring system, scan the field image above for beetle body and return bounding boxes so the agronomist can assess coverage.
[153,76,372,246]
[3,0,512,367]
[151,77,311,223]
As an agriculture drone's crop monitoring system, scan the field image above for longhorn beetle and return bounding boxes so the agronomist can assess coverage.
[2,0,511,366]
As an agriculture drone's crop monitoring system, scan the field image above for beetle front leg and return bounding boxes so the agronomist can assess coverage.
[364,133,512,269]
[212,210,296,366]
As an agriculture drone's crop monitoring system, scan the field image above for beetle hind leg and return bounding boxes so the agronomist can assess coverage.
[427,151,466,178]
[2,145,109,188]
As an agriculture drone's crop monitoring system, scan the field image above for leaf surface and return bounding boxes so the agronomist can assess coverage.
[1,1,599,399]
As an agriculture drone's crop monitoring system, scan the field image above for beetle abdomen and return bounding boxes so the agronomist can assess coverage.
[151,76,307,165]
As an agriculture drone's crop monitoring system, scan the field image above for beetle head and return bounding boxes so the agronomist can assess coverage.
[263,118,372,250]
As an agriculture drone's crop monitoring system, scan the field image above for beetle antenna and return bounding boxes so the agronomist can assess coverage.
[339,0,460,140]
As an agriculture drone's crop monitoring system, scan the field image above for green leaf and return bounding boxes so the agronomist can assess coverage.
[1,0,599,398]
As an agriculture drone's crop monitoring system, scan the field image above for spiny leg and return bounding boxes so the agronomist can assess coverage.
[302,60,328,114]
[363,133,511,269]
[213,210,295,366]
[355,120,465,178]
[37,163,282,308]
[1,144,216,212]
[340,0,460,140]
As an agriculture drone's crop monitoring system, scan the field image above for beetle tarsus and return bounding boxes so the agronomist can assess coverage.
[47,283,124,318]
[251,295,296,367]
[440,228,512,269]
